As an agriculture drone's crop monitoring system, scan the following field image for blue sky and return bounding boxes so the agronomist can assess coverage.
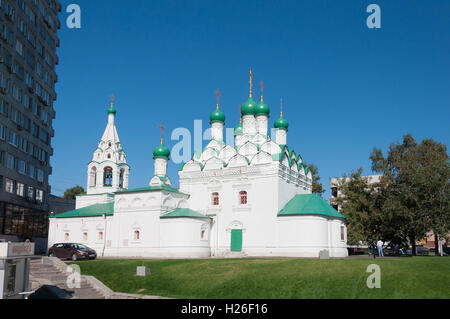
[50,0,450,199]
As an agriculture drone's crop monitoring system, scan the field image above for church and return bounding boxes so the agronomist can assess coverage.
[48,71,348,258]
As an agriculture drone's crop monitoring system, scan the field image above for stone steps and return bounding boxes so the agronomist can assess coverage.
[29,258,106,299]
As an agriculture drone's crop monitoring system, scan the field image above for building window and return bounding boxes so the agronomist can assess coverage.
[201,230,206,240]
[103,167,113,186]
[340,226,345,241]
[119,169,124,188]
[16,183,25,197]
[5,179,14,194]
[64,233,70,241]
[90,167,97,187]
[0,124,5,140]
[18,160,26,175]
[37,169,44,182]
[83,232,88,241]
[29,165,35,179]
[9,131,18,147]
[36,189,43,203]
[134,230,140,241]
[98,232,103,241]
[239,191,248,205]
[27,186,34,200]
[212,192,219,206]
[7,154,15,169]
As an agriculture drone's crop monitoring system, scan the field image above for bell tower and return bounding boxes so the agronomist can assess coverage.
[87,95,130,194]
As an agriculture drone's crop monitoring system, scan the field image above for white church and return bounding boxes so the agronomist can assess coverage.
[48,72,348,258]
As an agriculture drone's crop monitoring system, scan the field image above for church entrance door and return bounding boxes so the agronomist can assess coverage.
[230,229,242,252]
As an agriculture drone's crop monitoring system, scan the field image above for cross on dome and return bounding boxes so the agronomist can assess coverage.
[215,88,221,110]
[159,122,166,144]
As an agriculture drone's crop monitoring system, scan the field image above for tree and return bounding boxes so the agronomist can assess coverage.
[63,186,85,199]
[334,168,394,246]
[370,134,450,255]
[303,163,325,196]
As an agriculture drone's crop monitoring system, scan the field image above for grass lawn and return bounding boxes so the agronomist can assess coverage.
[70,257,450,299]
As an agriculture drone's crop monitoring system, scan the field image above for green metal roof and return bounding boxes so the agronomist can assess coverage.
[278,194,345,219]
[160,208,211,219]
[115,186,189,196]
[50,202,114,219]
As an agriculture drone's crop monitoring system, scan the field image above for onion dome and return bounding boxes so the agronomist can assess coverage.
[153,143,170,159]
[234,122,243,136]
[255,100,270,116]
[274,116,289,130]
[210,109,225,124]
[240,97,257,116]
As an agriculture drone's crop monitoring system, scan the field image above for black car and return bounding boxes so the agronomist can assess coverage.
[48,243,97,261]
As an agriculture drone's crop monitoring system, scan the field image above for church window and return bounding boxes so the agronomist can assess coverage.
[212,192,219,206]
[107,154,111,159]
[98,232,103,241]
[83,232,88,241]
[103,167,113,186]
[90,167,97,187]
[119,169,124,188]
[64,233,69,241]
[201,230,206,240]
[108,142,112,147]
[239,191,247,205]
[134,230,140,241]
[340,226,345,241]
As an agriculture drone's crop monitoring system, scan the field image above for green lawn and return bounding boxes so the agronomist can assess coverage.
[70,257,450,299]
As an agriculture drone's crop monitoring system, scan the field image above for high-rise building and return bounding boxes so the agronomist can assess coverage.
[0,0,61,250]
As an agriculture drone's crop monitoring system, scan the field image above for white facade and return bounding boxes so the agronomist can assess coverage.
[48,91,348,259]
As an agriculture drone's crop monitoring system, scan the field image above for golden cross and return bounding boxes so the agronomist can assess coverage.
[280,97,283,117]
[159,122,166,144]
[260,81,264,102]
[215,88,221,109]
[110,94,115,109]
[248,68,254,98]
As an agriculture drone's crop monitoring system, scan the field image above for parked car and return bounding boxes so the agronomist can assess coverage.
[48,243,97,261]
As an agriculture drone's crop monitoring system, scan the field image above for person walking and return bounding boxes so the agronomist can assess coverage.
[377,239,384,257]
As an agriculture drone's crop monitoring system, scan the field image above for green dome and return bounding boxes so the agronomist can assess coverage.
[210,109,225,124]
[241,97,257,116]
[234,122,243,135]
[107,108,116,115]
[255,101,270,116]
[274,116,289,130]
[153,143,170,159]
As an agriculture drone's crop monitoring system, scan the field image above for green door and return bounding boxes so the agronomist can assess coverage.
[230,229,243,252]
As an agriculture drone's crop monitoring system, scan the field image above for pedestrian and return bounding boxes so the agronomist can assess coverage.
[371,240,377,259]
[377,239,384,257]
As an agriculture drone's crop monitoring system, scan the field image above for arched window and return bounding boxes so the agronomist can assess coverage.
[134,230,140,241]
[104,167,113,186]
[90,167,97,187]
[98,232,103,241]
[239,191,247,205]
[64,233,70,241]
[119,169,124,188]
[212,192,219,206]
[83,232,88,241]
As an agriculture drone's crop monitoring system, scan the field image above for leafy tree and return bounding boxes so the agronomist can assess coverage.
[370,134,450,255]
[303,163,325,196]
[334,168,392,246]
[63,186,85,199]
